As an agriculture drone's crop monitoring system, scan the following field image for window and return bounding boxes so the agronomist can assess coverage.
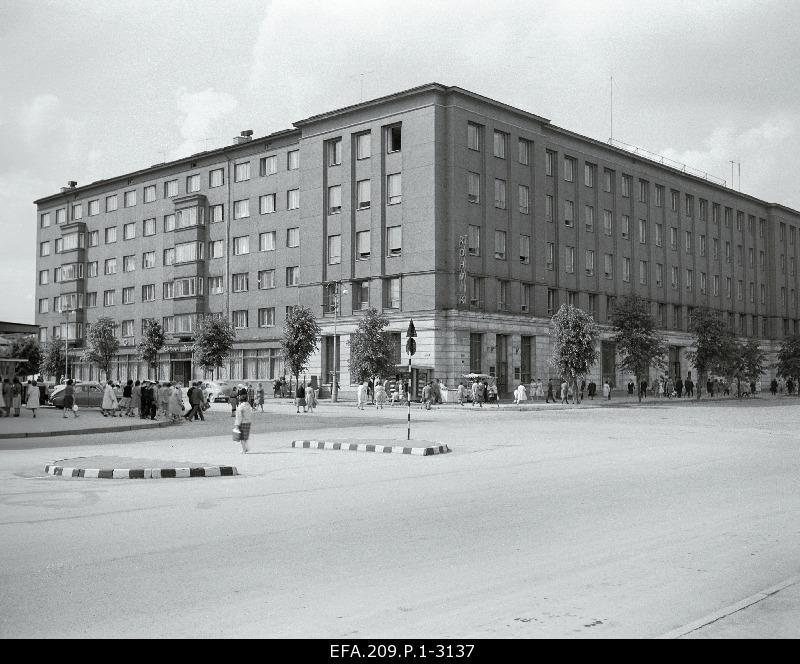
[749,248,755,267]
[286,266,299,287]
[737,280,743,300]
[210,204,224,223]
[639,260,648,285]
[493,130,506,159]
[356,132,371,160]
[254,194,275,216]
[565,246,575,274]
[622,257,630,282]
[327,235,341,265]
[123,255,135,272]
[759,218,765,237]
[639,180,648,203]
[521,284,531,313]
[184,174,199,193]
[38,298,49,314]
[739,246,745,267]
[639,219,647,244]
[726,241,731,262]
[604,169,613,192]
[209,168,224,187]
[234,162,250,182]
[55,208,66,224]
[163,180,177,198]
[727,277,732,299]
[562,156,576,182]
[87,262,97,278]
[287,150,299,170]
[498,281,508,310]
[685,269,693,290]
[287,188,300,210]
[655,223,663,247]
[72,203,82,219]
[737,211,744,232]
[603,210,613,236]
[518,138,530,165]
[520,234,530,264]
[209,240,224,258]
[546,195,554,222]
[713,238,719,259]
[328,185,342,214]
[142,284,155,302]
[286,227,300,248]
[713,275,719,296]
[585,206,594,232]
[494,179,506,209]
[355,281,370,310]
[387,226,402,257]
[356,230,370,259]
[232,273,249,292]
[106,195,118,212]
[40,241,50,257]
[58,263,83,281]
[699,234,706,257]
[547,289,557,315]
[386,277,401,308]
[56,232,85,253]
[621,215,630,239]
[121,320,134,338]
[467,172,481,204]
[760,251,765,270]
[39,269,49,285]
[655,185,664,208]
[469,277,482,307]
[233,199,250,219]
[387,174,402,205]
[672,266,679,290]
[750,282,755,303]
[467,122,481,151]
[387,125,401,153]
[175,241,204,263]
[546,243,554,270]
[564,200,574,227]
[260,155,278,176]
[88,199,99,216]
[792,257,797,275]
[233,236,250,255]
[761,284,766,304]
[327,138,342,166]
[40,212,51,228]
[259,231,275,252]
[232,310,248,329]
[545,150,555,177]
[122,287,134,305]
[257,269,275,290]
[143,218,156,236]
[103,290,115,307]
[685,231,693,254]
[724,207,732,227]
[604,254,613,279]
[105,227,117,244]
[656,263,664,287]
[124,190,136,207]
[586,250,595,276]
[713,203,720,225]
[258,308,275,328]
[162,316,175,333]
[684,194,693,217]
[673,305,682,330]
[164,214,176,232]
[621,174,631,197]
[518,185,529,214]
[494,230,507,260]
[671,190,679,212]
[699,199,707,221]
[585,163,594,187]
[208,276,224,294]
[104,258,117,275]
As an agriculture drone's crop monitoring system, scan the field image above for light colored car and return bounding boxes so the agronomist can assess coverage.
[203,380,235,403]
[49,381,122,409]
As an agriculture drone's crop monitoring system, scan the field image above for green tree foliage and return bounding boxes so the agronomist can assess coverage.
[40,342,66,382]
[687,307,731,399]
[82,317,119,380]
[550,304,599,404]
[11,336,41,377]
[281,306,321,383]
[776,334,800,386]
[193,315,236,375]
[347,308,396,384]
[139,319,166,377]
[611,294,667,401]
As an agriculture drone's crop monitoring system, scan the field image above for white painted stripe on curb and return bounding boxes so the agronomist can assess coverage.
[657,574,800,639]
[112,469,129,479]
[84,469,99,478]
[204,467,220,477]
[175,468,190,478]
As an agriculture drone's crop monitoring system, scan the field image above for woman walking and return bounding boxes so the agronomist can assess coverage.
[11,377,23,416]
[374,381,387,409]
[62,379,78,418]
[234,388,253,453]
[168,384,183,422]
[25,380,40,417]
[121,379,133,416]
[306,383,317,413]
[256,382,265,412]
[101,381,119,417]
[131,380,141,417]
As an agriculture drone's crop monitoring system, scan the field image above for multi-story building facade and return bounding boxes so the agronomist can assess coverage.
[34,83,800,394]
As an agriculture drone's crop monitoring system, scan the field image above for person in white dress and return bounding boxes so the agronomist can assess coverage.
[514,383,528,405]
[25,380,40,417]
[356,381,368,410]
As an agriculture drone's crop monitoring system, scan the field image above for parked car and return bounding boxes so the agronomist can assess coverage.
[49,381,122,409]
[203,381,236,403]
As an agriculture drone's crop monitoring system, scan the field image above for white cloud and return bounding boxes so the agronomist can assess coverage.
[169,87,239,159]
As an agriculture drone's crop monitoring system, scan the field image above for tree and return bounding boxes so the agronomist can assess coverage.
[40,342,66,382]
[550,304,599,405]
[193,315,236,378]
[687,307,731,399]
[281,306,321,387]
[610,294,667,402]
[139,319,166,379]
[347,308,396,385]
[776,334,800,390]
[723,339,767,397]
[11,336,41,377]
[83,317,120,381]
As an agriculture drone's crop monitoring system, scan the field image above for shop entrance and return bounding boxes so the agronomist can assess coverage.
[170,353,192,386]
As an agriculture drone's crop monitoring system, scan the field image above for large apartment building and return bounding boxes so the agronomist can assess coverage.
[34,83,800,394]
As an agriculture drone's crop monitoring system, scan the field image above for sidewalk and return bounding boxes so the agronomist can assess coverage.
[0,406,173,439]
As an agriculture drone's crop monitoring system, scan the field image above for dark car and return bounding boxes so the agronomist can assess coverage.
[49,381,122,409]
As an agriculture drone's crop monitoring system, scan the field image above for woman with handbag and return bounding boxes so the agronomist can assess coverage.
[62,380,78,418]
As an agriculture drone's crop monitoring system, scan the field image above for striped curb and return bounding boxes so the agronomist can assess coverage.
[0,419,175,440]
[291,440,451,456]
[44,464,237,479]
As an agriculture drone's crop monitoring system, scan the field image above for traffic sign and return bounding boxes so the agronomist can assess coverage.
[406,338,416,356]
[406,319,417,338]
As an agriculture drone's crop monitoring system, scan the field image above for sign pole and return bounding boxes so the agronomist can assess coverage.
[405,320,417,441]
[407,355,411,441]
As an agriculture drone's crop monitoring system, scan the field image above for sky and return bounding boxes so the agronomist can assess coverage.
[1,0,799,324]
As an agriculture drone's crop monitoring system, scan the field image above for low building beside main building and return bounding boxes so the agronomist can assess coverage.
[33,84,800,395]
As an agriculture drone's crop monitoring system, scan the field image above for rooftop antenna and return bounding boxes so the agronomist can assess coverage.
[729,160,735,189]
[359,70,374,101]
[738,160,741,191]
[610,74,613,143]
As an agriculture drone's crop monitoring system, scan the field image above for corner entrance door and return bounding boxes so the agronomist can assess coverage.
[171,360,191,387]
[601,341,617,387]
[669,346,682,380]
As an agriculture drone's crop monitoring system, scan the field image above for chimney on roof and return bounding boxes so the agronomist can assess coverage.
[60,181,78,193]
[233,129,254,145]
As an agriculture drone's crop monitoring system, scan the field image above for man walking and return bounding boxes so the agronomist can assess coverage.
[546,379,555,403]
[184,382,205,421]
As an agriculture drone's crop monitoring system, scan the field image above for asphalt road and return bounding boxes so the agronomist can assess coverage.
[1,399,798,638]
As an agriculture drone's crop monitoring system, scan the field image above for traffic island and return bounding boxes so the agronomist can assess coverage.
[44,455,237,479]
[291,439,451,456]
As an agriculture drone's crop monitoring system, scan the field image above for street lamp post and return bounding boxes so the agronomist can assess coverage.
[406,319,417,440]
[332,284,347,403]
[63,309,75,381]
